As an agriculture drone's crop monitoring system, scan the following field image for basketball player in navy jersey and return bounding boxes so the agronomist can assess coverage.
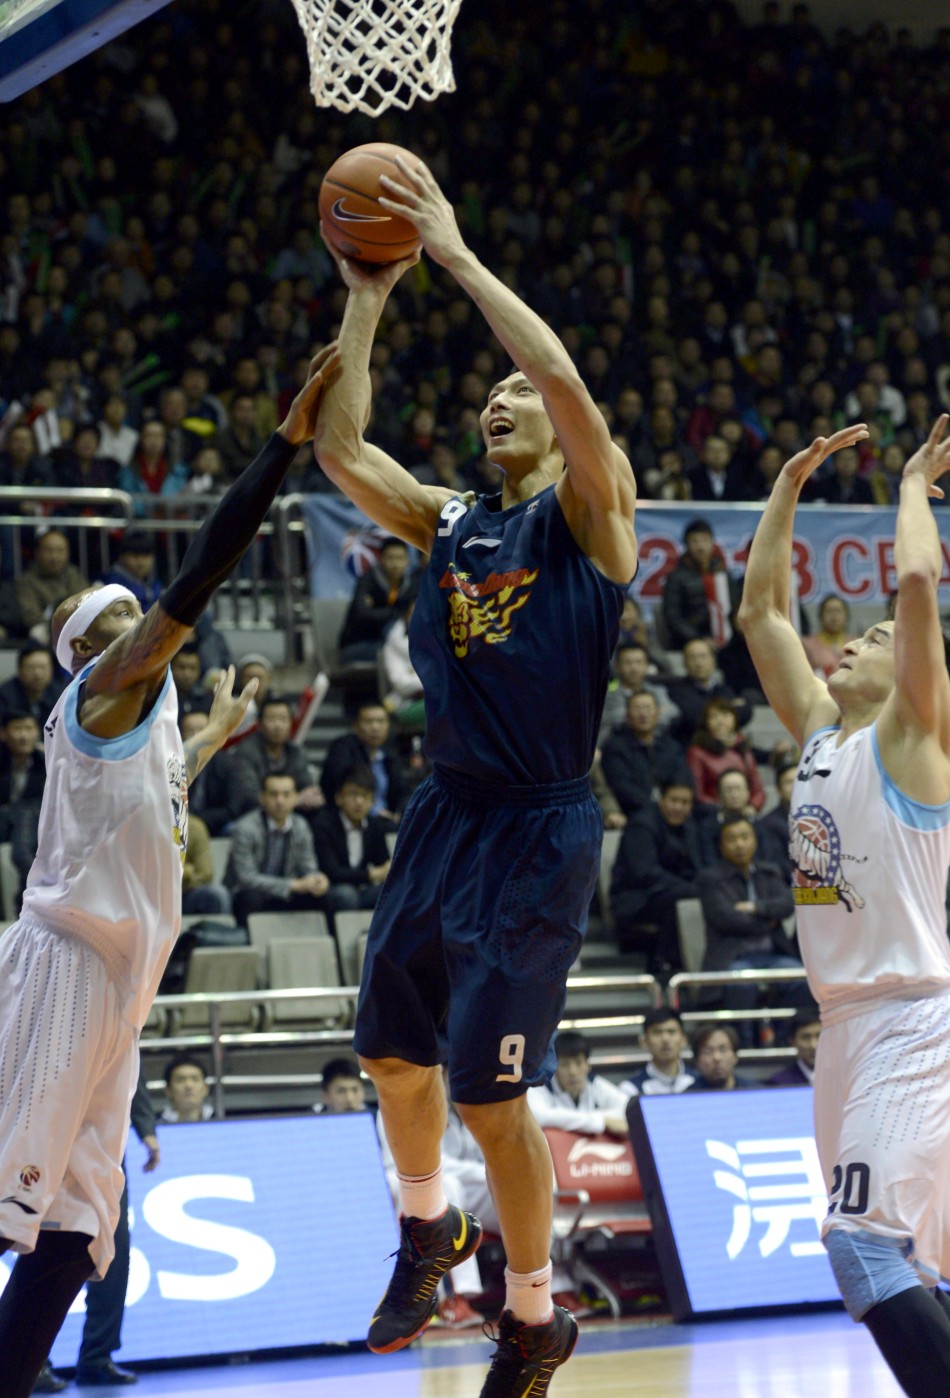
[315,159,637,1396]
[740,417,950,1398]
[0,345,340,1398]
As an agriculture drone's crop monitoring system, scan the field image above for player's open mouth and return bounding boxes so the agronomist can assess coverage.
[488,417,514,438]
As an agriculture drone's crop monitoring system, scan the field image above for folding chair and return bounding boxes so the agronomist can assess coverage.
[266,935,349,1027]
[334,908,374,985]
[247,908,329,978]
[170,946,259,1033]
[543,1126,655,1318]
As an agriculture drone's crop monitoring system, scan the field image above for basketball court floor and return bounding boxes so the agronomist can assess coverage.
[75,1311,902,1396]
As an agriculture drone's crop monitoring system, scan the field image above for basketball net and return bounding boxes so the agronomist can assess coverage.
[289,0,463,115]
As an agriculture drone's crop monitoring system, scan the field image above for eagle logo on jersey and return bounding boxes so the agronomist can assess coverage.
[790,803,865,911]
[438,563,539,659]
[167,755,189,865]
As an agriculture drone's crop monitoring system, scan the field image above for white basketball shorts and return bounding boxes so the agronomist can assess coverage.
[814,991,950,1285]
[0,915,139,1277]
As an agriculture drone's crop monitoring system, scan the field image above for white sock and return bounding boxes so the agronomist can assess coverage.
[398,1166,449,1221]
[505,1262,553,1326]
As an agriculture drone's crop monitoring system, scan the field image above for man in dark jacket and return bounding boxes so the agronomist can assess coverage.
[320,701,407,821]
[223,695,321,824]
[308,764,392,913]
[338,537,418,661]
[609,780,706,966]
[754,760,797,881]
[767,1007,821,1087]
[664,636,752,748]
[660,517,740,651]
[0,641,66,728]
[600,691,689,818]
[697,814,807,1043]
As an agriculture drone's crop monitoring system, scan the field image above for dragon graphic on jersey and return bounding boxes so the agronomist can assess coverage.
[438,563,539,659]
[167,754,189,865]
[790,802,865,911]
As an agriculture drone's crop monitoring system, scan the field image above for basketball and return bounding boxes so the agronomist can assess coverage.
[319,142,423,264]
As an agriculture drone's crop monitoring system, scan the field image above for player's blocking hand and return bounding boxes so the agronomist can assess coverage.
[903,414,950,499]
[208,665,258,741]
[278,341,343,447]
[780,423,869,492]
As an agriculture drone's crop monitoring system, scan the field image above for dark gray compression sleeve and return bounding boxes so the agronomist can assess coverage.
[160,432,297,627]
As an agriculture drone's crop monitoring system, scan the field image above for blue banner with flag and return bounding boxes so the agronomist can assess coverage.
[299,494,395,599]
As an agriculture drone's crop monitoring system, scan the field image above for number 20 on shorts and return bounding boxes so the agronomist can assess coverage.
[496,1034,526,1083]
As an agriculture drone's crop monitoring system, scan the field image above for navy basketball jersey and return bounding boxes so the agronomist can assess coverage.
[409,485,629,784]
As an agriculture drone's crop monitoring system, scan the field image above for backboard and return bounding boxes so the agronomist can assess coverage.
[0,0,175,101]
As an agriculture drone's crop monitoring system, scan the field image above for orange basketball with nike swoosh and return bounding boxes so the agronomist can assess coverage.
[319,142,423,263]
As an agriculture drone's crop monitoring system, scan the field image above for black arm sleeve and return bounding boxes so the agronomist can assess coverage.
[160,432,297,626]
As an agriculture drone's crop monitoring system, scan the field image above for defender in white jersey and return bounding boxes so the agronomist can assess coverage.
[740,415,950,1398]
[0,344,341,1398]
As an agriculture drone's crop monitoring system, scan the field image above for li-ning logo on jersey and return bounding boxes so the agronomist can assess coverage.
[438,562,539,659]
[167,755,189,865]
[790,803,865,911]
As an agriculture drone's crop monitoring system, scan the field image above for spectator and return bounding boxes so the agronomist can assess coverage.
[801,593,856,679]
[686,1025,758,1091]
[0,423,53,505]
[616,596,669,675]
[808,446,874,505]
[600,690,690,818]
[661,519,742,655]
[688,433,748,502]
[223,694,321,823]
[338,537,418,663]
[117,420,189,509]
[14,529,89,642]
[768,1007,822,1087]
[161,1054,213,1123]
[686,696,766,811]
[308,764,392,914]
[225,771,335,927]
[217,393,266,480]
[226,652,274,745]
[180,709,231,836]
[609,779,705,968]
[181,813,232,917]
[754,759,797,880]
[97,393,139,468]
[665,636,752,748]
[620,1008,698,1096]
[381,600,425,726]
[320,701,407,821]
[0,641,66,727]
[314,1057,367,1114]
[0,710,45,906]
[169,642,208,719]
[100,528,162,611]
[52,423,119,492]
[527,1031,631,1135]
[598,642,676,742]
[697,814,804,1045]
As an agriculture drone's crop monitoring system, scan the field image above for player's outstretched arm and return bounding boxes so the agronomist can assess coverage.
[884,415,950,750]
[313,236,460,553]
[378,158,637,583]
[738,426,868,745]
[78,347,341,738]
[183,665,259,780]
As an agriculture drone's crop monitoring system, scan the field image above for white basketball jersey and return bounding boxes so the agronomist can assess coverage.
[790,723,950,1023]
[22,664,186,1028]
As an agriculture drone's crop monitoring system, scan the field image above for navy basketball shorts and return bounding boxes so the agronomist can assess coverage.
[354,765,602,1105]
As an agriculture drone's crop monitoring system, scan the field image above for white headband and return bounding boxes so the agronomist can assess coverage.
[56,585,137,672]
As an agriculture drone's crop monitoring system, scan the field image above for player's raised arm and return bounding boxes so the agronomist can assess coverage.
[378,158,637,584]
[312,239,461,553]
[53,345,342,739]
[884,416,950,750]
[738,426,868,746]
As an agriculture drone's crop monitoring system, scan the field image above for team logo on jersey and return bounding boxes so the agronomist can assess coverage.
[18,1164,40,1190]
[790,803,865,911]
[438,562,539,658]
[167,755,189,865]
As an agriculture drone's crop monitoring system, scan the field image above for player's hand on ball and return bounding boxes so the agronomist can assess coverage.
[378,158,467,269]
[279,341,343,446]
[321,223,420,296]
[781,423,869,491]
[903,414,950,499]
